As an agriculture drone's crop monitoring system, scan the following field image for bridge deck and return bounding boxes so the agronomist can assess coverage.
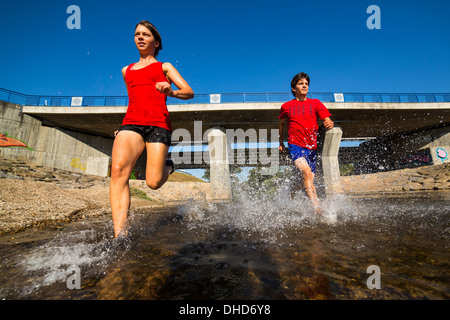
[22,102,450,138]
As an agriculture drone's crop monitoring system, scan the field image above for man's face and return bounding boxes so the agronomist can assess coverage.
[292,78,309,97]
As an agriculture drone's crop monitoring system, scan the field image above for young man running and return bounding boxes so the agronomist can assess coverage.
[278,72,334,214]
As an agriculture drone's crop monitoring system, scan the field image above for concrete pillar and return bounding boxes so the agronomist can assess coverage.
[427,129,450,165]
[207,127,232,202]
[321,126,343,194]
[429,145,450,165]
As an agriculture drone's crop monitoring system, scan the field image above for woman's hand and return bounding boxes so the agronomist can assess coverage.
[161,62,194,100]
[155,81,174,97]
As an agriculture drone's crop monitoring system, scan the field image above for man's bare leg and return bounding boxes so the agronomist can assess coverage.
[294,158,321,215]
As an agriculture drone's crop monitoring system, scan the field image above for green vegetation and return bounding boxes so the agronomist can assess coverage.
[339,163,356,176]
[232,165,297,200]
[130,187,154,201]
[168,171,206,183]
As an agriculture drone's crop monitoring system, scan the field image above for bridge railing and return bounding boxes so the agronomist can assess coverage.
[1,87,449,107]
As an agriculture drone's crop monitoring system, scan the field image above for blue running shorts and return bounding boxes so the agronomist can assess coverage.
[288,144,317,173]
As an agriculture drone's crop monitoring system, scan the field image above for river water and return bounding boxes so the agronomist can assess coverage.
[0,190,448,300]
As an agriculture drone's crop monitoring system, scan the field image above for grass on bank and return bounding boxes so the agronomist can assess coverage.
[129,187,154,201]
[130,169,206,183]
[167,171,206,183]
[129,171,205,202]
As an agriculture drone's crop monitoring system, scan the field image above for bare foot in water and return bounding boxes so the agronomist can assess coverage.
[314,205,322,216]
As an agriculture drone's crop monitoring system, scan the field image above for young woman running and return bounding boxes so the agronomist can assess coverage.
[110,21,194,238]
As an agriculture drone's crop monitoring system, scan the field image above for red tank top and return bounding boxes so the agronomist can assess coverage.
[122,61,172,131]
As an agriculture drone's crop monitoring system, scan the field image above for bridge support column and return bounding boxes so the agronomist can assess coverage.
[207,127,232,202]
[321,126,343,194]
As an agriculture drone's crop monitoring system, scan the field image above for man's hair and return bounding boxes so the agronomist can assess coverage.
[135,21,163,57]
[290,72,310,96]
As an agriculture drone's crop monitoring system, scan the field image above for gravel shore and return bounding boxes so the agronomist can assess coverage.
[0,157,209,235]
[0,157,448,235]
[340,163,450,194]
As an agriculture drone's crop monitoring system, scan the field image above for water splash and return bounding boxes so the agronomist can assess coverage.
[15,223,116,296]
[2,182,448,299]
[177,180,365,243]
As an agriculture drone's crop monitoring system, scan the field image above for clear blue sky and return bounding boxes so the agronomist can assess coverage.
[0,0,449,97]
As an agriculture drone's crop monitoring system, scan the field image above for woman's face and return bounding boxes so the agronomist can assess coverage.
[134,24,159,54]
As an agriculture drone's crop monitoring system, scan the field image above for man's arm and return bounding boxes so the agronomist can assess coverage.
[322,117,334,130]
[315,100,333,130]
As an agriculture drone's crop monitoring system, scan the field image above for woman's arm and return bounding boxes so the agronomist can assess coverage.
[122,66,129,95]
[114,66,129,137]
[155,62,194,100]
[278,118,286,152]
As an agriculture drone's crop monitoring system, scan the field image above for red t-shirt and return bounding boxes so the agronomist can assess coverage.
[279,98,331,150]
[122,62,172,131]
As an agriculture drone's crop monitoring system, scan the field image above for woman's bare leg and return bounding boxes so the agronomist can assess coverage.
[110,131,145,237]
[144,142,171,190]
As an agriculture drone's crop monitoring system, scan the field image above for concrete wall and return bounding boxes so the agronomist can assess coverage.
[0,100,113,176]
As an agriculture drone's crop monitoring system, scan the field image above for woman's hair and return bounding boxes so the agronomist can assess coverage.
[290,72,310,96]
[135,20,162,57]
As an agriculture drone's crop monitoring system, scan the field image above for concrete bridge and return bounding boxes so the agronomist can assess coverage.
[19,98,450,139]
[1,90,449,202]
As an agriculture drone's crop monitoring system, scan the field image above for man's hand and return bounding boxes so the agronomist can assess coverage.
[323,117,334,130]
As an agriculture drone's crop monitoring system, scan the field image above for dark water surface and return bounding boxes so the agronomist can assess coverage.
[0,191,448,300]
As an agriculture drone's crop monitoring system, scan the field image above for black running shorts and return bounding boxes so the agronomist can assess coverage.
[117,124,172,146]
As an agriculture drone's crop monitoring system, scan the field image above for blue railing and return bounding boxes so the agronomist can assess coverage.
[1,88,449,107]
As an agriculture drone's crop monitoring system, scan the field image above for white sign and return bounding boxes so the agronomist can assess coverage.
[71,97,83,106]
[334,93,344,102]
[210,94,221,104]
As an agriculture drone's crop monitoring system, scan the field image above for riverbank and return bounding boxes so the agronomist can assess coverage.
[340,163,450,194]
[0,157,208,235]
[0,157,449,235]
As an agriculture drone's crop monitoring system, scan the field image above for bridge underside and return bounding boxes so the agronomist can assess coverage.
[3,99,447,203]
[171,108,448,139]
[21,102,450,174]
[22,103,450,140]
[11,101,450,200]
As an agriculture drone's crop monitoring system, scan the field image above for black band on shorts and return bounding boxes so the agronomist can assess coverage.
[118,124,172,146]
